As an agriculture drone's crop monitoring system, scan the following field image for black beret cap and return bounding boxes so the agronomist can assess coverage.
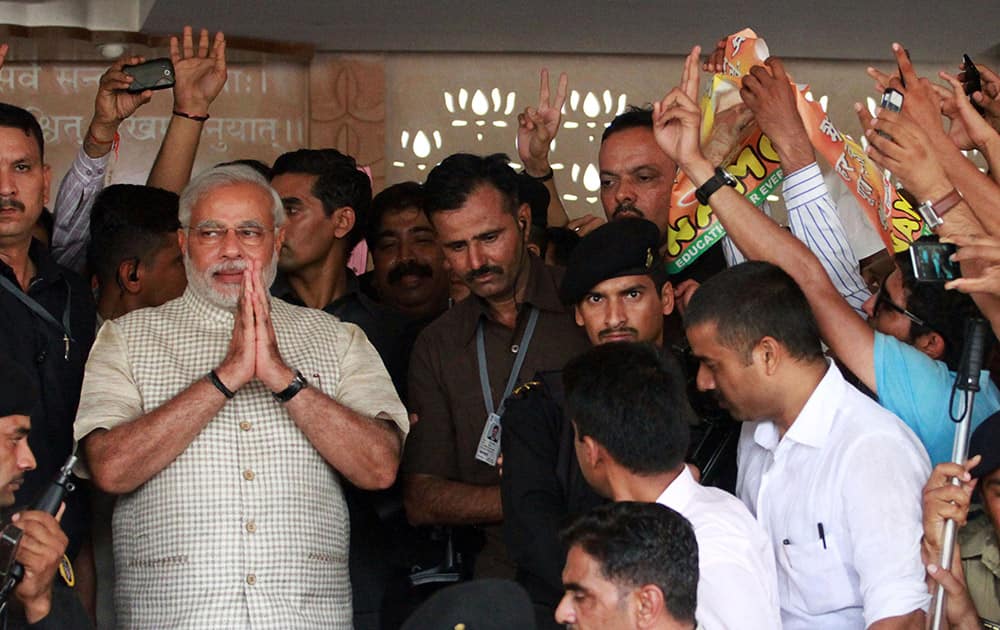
[0,354,38,419]
[401,579,537,630]
[559,217,661,305]
[970,410,1000,479]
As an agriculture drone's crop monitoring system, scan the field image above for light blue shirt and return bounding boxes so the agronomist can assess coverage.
[874,331,1000,464]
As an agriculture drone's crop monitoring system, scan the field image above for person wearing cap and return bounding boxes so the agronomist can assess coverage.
[921,411,1000,627]
[401,579,537,630]
[0,355,87,630]
[500,218,760,628]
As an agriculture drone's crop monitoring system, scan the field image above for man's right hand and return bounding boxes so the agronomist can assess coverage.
[740,57,815,173]
[170,26,227,118]
[921,456,979,557]
[653,46,711,178]
[215,269,256,392]
[961,58,1000,134]
[516,69,567,177]
[12,506,67,625]
[84,56,153,157]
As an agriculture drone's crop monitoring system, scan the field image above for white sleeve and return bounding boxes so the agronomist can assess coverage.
[51,146,110,273]
[783,163,871,317]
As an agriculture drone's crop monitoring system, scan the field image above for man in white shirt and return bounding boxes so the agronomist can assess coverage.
[563,341,781,629]
[684,260,931,630]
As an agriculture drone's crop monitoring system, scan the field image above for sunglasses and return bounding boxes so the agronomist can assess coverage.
[873,288,928,329]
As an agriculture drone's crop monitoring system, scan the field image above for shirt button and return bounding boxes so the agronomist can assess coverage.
[243,469,255,481]
[239,421,252,431]
[246,574,256,585]
[246,520,256,533]
[35,351,46,364]
[510,344,519,354]
[85,169,92,175]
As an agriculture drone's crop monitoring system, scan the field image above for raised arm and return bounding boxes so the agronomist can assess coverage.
[146,26,227,193]
[517,69,569,227]
[51,56,153,272]
[740,56,871,314]
[654,48,879,389]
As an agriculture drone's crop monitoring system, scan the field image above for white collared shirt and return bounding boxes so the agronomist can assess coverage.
[657,466,781,629]
[737,362,931,629]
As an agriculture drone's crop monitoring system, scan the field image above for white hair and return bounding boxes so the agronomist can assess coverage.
[178,164,285,228]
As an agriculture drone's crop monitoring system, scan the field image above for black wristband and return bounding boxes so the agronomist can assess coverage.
[173,109,210,122]
[273,370,308,403]
[524,167,554,182]
[208,370,236,399]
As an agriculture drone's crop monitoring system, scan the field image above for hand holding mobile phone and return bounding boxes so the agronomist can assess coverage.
[877,88,904,140]
[910,241,961,283]
[122,58,175,93]
[961,54,986,115]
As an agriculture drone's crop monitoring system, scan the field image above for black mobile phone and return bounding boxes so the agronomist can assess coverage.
[962,53,986,115]
[910,241,961,283]
[122,58,175,93]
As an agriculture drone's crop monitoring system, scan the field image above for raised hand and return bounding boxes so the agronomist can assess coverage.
[740,57,814,172]
[935,71,1000,154]
[215,268,256,392]
[701,38,727,74]
[960,58,1000,133]
[863,107,951,202]
[170,26,227,117]
[516,68,568,177]
[84,55,154,157]
[889,43,947,140]
[652,46,706,173]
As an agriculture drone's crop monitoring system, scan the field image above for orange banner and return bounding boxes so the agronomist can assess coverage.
[666,28,922,273]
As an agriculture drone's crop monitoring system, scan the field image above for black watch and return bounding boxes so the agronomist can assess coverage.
[694,167,738,206]
[273,370,308,403]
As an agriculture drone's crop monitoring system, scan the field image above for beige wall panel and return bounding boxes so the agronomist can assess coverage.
[309,54,386,191]
[385,52,953,221]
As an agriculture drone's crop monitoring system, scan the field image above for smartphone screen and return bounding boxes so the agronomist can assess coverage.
[910,241,961,283]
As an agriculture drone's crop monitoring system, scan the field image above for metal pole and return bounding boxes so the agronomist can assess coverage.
[929,319,988,630]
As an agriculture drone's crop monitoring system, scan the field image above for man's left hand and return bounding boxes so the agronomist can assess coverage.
[170,26,227,118]
[740,58,815,172]
[12,505,67,624]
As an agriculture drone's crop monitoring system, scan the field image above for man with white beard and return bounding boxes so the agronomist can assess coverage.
[72,164,408,628]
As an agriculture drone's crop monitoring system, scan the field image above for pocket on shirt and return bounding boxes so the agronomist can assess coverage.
[780,536,857,616]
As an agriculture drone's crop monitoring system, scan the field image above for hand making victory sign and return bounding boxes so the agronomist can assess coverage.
[517,68,568,178]
[652,45,708,175]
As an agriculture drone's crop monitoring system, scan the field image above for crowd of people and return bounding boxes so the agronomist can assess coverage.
[0,24,997,630]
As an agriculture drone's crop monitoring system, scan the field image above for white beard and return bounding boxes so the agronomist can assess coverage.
[183,254,278,310]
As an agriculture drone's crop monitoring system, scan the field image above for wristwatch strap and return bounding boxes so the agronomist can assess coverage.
[695,167,736,206]
[918,188,962,229]
[273,370,308,403]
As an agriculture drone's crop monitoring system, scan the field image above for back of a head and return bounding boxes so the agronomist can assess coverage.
[366,181,425,249]
[423,152,520,216]
[895,236,986,370]
[564,342,694,474]
[0,102,44,161]
[270,148,371,249]
[561,501,698,625]
[87,184,180,286]
[684,261,824,364]
[0,353,39,420]
[601,106,653,144]
[401,579,537,630]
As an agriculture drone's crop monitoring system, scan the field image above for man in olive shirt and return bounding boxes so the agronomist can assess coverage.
[403,153,589,577]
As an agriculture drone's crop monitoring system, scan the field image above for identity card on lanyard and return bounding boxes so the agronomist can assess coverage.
[473,306,539,466]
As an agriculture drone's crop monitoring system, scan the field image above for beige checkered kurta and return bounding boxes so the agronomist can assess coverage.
[75,288,409,629]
